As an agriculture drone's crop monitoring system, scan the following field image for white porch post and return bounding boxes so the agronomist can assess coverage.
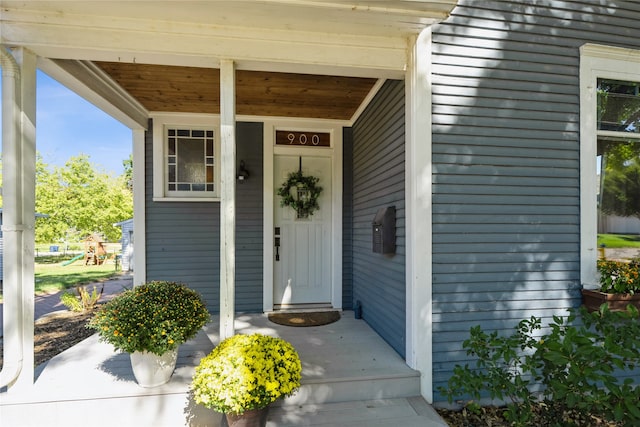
[132,128,146,286]
[219,59,236,340]
[0,46,37,390]
[405,28,434,402]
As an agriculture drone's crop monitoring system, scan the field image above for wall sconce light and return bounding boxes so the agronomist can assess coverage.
[237,160,250,182]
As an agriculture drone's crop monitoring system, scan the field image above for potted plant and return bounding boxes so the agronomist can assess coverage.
[191,333,302,427]
[582,259,640,312]
[88,281,210,387]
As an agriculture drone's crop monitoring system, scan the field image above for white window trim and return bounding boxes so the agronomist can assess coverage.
[580,44,640,288]
[151,113,221,201]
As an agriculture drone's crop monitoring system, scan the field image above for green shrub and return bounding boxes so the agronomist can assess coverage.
[60,285,103,312]
[60,291,83,312]
[87,281,210,355]
[597,258,640,294]
[440,305,640,426]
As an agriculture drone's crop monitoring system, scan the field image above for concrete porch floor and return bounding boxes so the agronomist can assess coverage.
[0,312,448,426]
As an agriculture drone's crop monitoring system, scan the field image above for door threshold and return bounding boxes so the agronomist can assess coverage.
[272,303,334,313]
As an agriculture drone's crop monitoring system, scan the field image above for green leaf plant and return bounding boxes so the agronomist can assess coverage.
[440,305,640,426]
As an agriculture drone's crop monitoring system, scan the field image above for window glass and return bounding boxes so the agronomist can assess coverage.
[166,127,215,195]
[598,79,640,133]
[596,79,640,243]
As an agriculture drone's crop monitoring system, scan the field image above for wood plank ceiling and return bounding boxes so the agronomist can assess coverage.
[94,62,378,120]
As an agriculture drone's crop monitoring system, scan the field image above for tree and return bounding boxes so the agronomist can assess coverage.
[35,154,133,243]
[123,153,133,191]
[600,155,640,220]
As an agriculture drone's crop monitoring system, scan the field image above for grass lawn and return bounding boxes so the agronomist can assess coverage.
[597,234,640,248]
[34,261,120,295]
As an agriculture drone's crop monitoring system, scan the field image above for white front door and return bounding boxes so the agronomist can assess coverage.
[274,155,332,306]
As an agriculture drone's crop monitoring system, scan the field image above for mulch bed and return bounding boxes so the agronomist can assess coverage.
[436,405,623,426]
[0,310,95,368]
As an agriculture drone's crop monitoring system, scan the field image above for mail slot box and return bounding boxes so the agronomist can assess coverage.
[372,206,396,254]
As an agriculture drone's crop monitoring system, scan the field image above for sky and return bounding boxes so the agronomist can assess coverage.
[0,71,132,175]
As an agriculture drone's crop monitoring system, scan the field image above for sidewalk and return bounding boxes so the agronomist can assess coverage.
[0,273,133,337]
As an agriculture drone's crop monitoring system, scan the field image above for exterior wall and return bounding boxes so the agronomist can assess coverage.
[351,80,406,357]
[430,0,640,400]
[145,121,264,313]
[234,122,264,312]
[342,127,354,310]
[116,219,134,271]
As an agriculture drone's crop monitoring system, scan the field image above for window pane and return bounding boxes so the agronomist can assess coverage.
[177,137,205,184]
[597,137,640,237]
[598,79,640,133]
[165,126,215,195]
[597,79,640,247]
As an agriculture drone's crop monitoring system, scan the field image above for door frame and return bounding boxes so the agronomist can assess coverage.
[263,119,344,312]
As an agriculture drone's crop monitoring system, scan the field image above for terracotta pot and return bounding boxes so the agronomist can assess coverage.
[581,289,640,313]
[225,406,269,427]
[129,348,178,387]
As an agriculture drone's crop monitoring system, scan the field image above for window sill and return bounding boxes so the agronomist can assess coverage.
[153,197,220,203]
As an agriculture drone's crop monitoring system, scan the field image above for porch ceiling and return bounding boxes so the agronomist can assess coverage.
[1,0,456,126]
[93,62,378,120]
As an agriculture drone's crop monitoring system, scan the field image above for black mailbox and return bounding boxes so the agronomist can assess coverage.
[372,206,396,254]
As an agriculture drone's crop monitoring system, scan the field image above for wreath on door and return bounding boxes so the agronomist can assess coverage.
[277,170,323,217]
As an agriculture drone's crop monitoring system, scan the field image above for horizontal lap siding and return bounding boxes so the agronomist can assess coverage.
[430,0,640,400]
[351,80,406,357]
[342,127,354,309]
[235,122,264,312]
[145,121,263,313]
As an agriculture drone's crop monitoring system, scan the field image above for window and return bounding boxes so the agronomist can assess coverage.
[152,114,220,201]
[580,45,640,287]
[597,79,640,232]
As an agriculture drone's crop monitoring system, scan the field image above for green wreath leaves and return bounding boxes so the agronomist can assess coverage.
[277,170,323,217]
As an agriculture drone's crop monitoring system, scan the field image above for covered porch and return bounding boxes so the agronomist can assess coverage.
[1,0,459,405]
[0,312,446,426]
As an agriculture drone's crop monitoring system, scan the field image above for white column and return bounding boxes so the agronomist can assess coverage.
[0,46,37,390]
[219,60,236,340]
[132,128,146,286]
[405,29,434,402]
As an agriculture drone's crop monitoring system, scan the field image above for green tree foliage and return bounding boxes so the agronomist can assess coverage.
[123,153,133,191]
[600,155,640,220]
[34,154,133,243]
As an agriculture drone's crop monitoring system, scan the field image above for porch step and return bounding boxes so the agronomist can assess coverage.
[281,370,421,406]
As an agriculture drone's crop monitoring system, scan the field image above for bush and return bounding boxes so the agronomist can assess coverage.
[191,334,302,414]
[597,258,640,294]
[440,305,640,426]
[60,285,103,312]
[87,281,210,355]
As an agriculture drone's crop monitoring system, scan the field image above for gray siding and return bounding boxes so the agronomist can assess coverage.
[431,0,640,400]
[116,219,134,271]
[342,127,354,309]
[235,122,264,312]
[145,121,263,313]
[351,80,406,357]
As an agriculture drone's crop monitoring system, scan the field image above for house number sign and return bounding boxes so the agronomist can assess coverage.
[276,130,330,147]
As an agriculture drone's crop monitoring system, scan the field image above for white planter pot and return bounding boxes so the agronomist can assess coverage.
[130,348,178,387]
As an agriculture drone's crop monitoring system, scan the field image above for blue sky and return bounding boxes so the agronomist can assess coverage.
[1,71,132,175]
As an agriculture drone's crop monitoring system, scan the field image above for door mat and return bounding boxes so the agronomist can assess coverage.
[268,311,340,327]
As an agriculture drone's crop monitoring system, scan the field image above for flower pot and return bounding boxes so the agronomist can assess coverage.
[130,348,178,387]
[225,406,269,427]
[581,289,640,313]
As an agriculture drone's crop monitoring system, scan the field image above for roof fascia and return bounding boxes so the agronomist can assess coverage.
[2,8,409,78]
[38,58,149,130]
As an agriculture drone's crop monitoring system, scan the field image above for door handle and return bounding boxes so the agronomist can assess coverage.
[275,229,280,261]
